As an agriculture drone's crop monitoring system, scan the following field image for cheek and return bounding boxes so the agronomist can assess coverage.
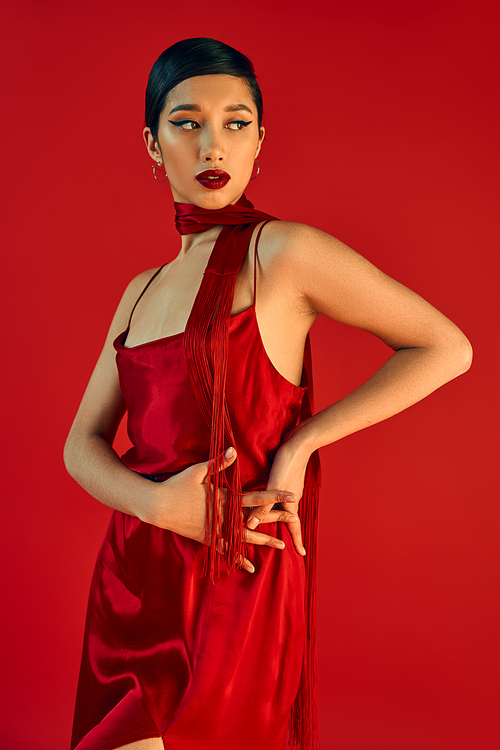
[159,131,190,165]
[234,141,258,167]
[164,147,192,175]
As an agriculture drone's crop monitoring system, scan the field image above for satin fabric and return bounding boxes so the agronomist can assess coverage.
[71,228,314,749]
[174,198,276,235]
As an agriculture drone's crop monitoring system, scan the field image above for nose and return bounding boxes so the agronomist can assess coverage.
[200,125,225,163]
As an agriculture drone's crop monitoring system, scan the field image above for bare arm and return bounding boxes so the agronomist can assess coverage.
[64,270,300,570]
[63,269,159,517]
[248,222,472,529]
[289,223,471,450]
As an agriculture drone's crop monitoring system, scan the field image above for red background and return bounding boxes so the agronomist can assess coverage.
[1,1,499,748]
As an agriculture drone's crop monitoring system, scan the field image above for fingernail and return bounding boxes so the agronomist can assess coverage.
[247,517,259,530]
[246,563,255,573]
[301,546,306,556]
[288,515,298,522]
[225,447,235,458]
[285,495,295,502]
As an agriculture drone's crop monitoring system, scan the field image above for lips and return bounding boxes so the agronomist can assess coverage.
[196,169,231,190]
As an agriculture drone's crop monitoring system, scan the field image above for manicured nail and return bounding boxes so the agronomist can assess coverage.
[287,515,298,522]
[285,495,295,502]
[247,517,259,530]
[246,563,255,573]
[301,546,306,556]
[225,447,235,458]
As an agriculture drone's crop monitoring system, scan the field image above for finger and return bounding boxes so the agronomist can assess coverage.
[246,503,272,529]
[238,554,255,574]
[246,508,304,555]
[242,491,296,529]
[251,509,299,525]
[276,499,305,555]
[202,446,237,482]
[217,539,255,574]
[241,490,296,507]
[244,493,297,530]
[244,526,287,550]
[284,514,306,556]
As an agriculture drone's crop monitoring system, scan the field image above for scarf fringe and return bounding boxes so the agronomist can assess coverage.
[290,478,321,750]
[184,267,247,579]
[178,199,322,748]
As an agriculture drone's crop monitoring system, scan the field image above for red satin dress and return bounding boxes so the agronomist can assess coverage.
[71,228,312,750]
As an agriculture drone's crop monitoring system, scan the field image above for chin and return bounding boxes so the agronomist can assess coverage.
[172,183,246,208]
[195,190,244,209]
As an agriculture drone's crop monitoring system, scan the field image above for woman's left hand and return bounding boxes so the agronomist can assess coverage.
[246,430,311,556]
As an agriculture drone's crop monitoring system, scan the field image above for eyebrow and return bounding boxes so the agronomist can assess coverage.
[168,103,253,115]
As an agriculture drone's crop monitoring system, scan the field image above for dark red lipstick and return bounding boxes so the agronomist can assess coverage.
[196,169,231,190]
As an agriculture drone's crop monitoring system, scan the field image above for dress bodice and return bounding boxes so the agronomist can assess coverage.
[113,300,308,490]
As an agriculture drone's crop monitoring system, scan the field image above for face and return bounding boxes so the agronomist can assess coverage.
[144,74,264,208]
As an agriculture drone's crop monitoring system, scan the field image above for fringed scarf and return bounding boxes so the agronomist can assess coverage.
[175,193,322,750]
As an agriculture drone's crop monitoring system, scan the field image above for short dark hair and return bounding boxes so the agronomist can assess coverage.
[145,37,263,141]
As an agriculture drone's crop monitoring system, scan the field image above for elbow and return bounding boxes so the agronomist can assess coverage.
[63,435,76,478]
[459,338,473,375]
[447,332,473,378]
[63,430,83,480]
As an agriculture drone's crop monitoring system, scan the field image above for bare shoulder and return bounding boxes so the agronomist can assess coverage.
[260,220,352,267]
[104,266,164,345]
[122,266,163,304]
[258,220,359,304]
[259,219,319,248]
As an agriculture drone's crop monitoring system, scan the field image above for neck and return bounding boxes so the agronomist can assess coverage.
[179,225,224,256]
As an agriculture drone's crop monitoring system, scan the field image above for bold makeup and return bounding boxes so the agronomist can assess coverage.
[196,169,231,190]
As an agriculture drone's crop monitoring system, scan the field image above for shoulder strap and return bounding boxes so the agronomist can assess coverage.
[126,264,167,329]
[253,220,271,304]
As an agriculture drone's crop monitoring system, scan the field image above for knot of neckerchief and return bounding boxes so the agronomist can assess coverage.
[174,194,275,235]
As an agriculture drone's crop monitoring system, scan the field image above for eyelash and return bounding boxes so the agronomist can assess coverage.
[168,119,252,131]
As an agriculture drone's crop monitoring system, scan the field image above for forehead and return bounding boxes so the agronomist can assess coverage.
[166,74,254,109]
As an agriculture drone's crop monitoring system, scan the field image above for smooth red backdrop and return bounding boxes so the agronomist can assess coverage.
[1,1,498,748]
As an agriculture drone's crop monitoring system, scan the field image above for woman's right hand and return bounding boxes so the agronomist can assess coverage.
[144,447,299,573]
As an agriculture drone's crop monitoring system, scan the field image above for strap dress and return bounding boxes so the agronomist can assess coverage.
[71,224,313,750]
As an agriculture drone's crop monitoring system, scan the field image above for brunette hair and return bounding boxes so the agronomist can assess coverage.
[145,37,263,140]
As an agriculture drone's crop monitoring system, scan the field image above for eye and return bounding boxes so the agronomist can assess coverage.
[168,119,200,130]
[226,120,253,130]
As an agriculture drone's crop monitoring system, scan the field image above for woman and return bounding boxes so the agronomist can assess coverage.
[64,38,472,750]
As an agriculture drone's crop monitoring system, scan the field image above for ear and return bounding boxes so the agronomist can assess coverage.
[143,127,163,163]
[254,126,265,160]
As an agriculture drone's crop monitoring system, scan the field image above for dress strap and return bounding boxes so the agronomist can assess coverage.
[253,220,271,305]
[126,264,167,329]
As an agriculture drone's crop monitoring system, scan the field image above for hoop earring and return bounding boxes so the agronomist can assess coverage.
[153,162,168,183]
[250,159,260,181]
